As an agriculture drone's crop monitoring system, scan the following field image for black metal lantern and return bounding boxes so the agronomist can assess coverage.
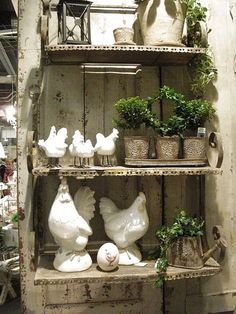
[58,0,92,44]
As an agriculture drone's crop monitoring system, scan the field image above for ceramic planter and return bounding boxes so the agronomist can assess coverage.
[167,236,204,269]
[183,137,206,160]
[113,27,135,45]
[124,136,150,159]
[137,0,186,46]
[156,136,180,160]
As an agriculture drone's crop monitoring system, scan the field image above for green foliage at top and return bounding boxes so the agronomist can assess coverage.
[11,212,19,222]
[154,210,204,287]
[183,0,207,25]
[113,96,157,130]
[183,0,207,47]
[134,0,216,96]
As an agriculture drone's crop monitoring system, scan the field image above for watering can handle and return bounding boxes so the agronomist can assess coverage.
[203,225,227,263]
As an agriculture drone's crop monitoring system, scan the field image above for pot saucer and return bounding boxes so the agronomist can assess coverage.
[114,41,136,46]
[148,41,186,47]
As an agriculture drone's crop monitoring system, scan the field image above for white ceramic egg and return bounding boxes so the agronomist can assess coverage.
[97,243,119,271]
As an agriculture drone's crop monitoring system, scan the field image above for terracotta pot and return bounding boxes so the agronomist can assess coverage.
[113,27,135,45]
[167,236,204,269]
[137,0,186,46]
[183,137,206,159]
[124,136,149,159]
[156,136,180,160]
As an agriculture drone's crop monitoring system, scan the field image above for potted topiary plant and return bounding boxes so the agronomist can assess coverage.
[155,210,205,286]
[157,85,215,161]
[113,96,156,160]
[151,115,185,160]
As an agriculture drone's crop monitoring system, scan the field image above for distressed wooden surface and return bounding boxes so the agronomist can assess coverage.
[45,45,206,65]
[31,166,222,177]
[18,0,234,313]
[198,0,236,313]
[35,255,221,286]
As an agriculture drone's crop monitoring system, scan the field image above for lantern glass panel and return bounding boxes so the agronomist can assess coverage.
[59,1,92,44]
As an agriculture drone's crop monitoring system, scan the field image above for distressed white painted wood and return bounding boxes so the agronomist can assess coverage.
[18,1,44,313]
[18,0,234,313]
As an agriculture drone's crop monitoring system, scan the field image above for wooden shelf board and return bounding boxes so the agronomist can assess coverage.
[34,255,221,286]
[32,166,222,177]
[45,45,206,65]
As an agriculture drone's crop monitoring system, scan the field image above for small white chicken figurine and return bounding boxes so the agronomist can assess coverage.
[99,192,149,265]
[69,130,95,167]
[94,128,119,166]
[38,126,68,167]
[48,178,95,272]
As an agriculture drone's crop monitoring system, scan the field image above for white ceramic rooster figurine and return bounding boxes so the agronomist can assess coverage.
[48,178,95,272]
[94,128,119,166]
[69,130,95,167]
[38,126,68,166]
[99,192,149,265]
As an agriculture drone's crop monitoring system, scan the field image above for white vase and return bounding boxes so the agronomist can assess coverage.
[137,0,186,46]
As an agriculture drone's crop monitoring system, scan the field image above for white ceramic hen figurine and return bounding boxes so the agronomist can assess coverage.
[38,126,68,166]
[99,192,149,265]
[48,178,95,272]
[94,128,119,166]
[69,130,95,167]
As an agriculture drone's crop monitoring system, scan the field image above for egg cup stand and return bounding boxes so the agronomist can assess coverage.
[53,248,92,272]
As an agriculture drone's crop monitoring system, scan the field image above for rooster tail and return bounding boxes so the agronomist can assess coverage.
[38,139,45,148]
[74,187,96,222]
[99,197,118,220]
[94,133,105,151]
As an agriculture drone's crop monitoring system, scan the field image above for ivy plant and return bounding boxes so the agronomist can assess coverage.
[189,49,218,97]
[155,210,204,287]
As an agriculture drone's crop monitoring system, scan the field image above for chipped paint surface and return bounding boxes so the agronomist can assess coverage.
[18,0,236,313]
